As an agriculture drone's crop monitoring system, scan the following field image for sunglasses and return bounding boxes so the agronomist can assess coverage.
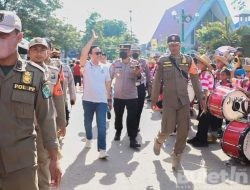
[94,52,102,55]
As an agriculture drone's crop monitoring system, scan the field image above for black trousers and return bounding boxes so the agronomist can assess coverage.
[195,105,223,143]
[136,84,146,128]
[74,75,81,86]
[114,98,138,140]
[65,104,70,126]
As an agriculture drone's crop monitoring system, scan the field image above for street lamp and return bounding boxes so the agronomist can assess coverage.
[129,10,133,42]
[171,9,199,53]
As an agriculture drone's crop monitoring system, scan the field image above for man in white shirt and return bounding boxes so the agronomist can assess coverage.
[80,31,112,159]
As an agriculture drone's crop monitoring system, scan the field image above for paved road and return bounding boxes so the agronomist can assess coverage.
[60,93,250,190]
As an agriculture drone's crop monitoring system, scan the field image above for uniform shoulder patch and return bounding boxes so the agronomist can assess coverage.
[28,61,45,72]
[41,82,51,99]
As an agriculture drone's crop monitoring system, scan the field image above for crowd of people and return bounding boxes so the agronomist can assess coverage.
[1,10,250,190]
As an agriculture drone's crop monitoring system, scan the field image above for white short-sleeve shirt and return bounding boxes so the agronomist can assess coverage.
[82,61,111,103]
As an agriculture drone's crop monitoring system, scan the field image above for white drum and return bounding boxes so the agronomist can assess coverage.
[208,86,248,121]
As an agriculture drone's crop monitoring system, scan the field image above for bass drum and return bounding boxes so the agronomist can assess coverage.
[221,120,250,162]
[208,86,248,121]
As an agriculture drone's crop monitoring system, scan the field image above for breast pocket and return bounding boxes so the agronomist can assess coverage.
[12,90,35,118]
[163,67,173,80]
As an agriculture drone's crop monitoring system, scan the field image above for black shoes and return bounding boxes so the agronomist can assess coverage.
[192,141,208,147]
[107,110,111,120]
[187,137,208,147]
[130,139,141,149]
[187,137,198,144]
[114,131,121,141]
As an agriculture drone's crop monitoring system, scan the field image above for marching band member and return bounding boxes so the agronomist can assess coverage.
[187,54,215,147]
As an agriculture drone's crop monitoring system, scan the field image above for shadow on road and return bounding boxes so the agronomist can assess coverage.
[61,135,150,189]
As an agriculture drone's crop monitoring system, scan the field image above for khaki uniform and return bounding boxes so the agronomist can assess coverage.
[110,58,139,99]
[35,62,66,190]
[49,58,76,125]
[0,59,58,190]
[152,54,203,154]
[61,64,76,103]
[49,58,76,103]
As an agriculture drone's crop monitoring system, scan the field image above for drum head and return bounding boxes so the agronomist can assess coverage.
[222,90,248,121]
[243,130,250,160]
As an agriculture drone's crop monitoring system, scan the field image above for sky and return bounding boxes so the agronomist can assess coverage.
[56,0,183,44]
[56,0,250,44]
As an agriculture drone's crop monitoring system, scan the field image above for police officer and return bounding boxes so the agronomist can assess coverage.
[0,11,61,190]
[49,47,76,126]
[110,44,141,148]
[130,44,150,130]
[28,37,66,190]
[151,34,204,170]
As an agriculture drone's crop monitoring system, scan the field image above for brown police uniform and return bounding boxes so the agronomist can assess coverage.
[151,54,203,154]
[0,58,59,190]
[49,58,76,125]
[36,63,66,190]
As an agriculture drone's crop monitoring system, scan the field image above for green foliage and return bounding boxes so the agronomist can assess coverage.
[236,26,250,56]
[1,0,81,58]
[81,12,138,61]
[196,18,240,53]
[102,19,127,37]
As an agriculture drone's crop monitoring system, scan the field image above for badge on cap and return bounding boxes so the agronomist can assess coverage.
[42,83,51,99]
[22,71,33,85]
[0,13,4,22]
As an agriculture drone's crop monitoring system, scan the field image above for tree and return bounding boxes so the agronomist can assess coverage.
[45,18,81,57]
[196,18,240,54]
[102,19,127,37]
[237,26,250,56]
[1,0,82,58]
[1,0,62,37]
[80,12,138,60]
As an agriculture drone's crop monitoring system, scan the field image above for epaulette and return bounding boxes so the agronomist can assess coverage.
[28,61,45,72]
[50,58,62,68]
[47,65,59,71]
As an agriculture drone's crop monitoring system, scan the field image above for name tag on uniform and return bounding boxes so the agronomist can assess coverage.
[13,83,36,92]
[163,61,172,67]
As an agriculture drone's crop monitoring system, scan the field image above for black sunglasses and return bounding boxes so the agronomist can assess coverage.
[94,52,102,55]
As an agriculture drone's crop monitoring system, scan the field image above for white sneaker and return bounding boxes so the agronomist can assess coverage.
[85,139,92,148]
[99,149,109,159]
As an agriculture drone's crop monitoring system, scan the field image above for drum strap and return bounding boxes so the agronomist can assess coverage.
[169,56,188,80]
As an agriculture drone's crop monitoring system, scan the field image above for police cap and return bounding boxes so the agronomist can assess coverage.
[119,44,131,50]
[29,37,48,49]
[167,34,181,44]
